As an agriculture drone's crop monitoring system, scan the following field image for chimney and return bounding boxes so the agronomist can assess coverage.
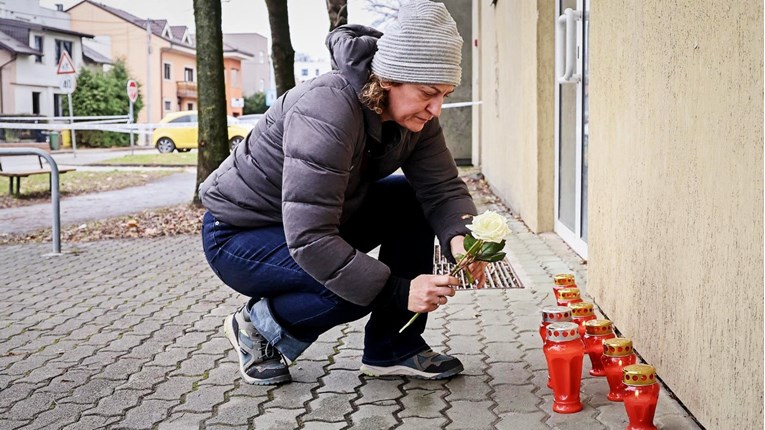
[56,4,64,12]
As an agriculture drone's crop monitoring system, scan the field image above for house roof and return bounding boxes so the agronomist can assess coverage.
[0,17,93,41]
[68,1,195,49]
[82,43,112,64]
[0,29,39,55]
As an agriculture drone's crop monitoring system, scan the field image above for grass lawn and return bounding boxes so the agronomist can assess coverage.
[0,169,177,209]
[96,151,197,166]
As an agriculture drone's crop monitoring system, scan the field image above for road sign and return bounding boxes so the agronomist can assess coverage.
[56,51,76,75]
[126,80,138,103]
[58,75,76,94]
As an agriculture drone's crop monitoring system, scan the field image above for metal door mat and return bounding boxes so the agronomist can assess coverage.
[433,243,524,290]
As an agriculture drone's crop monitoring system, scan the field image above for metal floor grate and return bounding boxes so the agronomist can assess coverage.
[433,243,524,290]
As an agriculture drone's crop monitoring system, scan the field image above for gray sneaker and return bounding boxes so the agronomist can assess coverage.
[360,349,464,380]
[223,302,291,385]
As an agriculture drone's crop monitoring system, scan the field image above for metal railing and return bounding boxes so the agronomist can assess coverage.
[0,147,61,253]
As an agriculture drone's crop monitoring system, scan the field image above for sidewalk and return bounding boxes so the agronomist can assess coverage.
[0,189,701,429]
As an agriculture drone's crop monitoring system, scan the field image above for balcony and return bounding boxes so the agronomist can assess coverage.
[176,81,197,99]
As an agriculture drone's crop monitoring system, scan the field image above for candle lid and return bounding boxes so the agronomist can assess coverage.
[584,319,613,335]
[602,338,634,356]
[545,322,581,342]
[622,364,657,386]
[541,306,572,323]
[553,273,576,286]
[569,301,595,317]
[557,287,581,301]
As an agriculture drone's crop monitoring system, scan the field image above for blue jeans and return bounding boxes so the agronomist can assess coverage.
[202,175,435,365]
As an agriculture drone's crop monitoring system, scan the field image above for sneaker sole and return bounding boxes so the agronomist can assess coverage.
[223,314,291,386]
[359,363,464,380]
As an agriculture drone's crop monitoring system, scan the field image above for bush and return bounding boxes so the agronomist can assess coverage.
[244,92,268,114]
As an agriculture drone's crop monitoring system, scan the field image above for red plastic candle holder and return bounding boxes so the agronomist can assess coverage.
[622,364,660,430]
[569,302,597,337]
[582,319,615,376]
[556,287,583,307]
[552,273,576,300]
[601,338,637,402]
[540,306,572,388]
[543,322,585,414]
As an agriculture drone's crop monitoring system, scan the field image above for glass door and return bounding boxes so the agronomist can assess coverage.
[554,0,588,259]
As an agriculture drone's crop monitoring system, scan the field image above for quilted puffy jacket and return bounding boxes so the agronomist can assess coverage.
[199,24,476,307]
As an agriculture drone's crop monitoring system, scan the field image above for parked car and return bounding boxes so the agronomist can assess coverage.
[152,111,253,153]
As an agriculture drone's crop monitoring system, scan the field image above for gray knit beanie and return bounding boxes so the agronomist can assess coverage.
[371,0,463,86]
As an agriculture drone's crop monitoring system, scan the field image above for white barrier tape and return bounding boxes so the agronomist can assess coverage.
[442,101,483,109]
[0,115,129,121]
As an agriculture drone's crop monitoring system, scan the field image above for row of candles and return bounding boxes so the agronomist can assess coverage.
[541,273,659,430]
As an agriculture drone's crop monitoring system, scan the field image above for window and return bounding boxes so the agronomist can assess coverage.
[184,67,194,82]
[33,36,43,63]
[259,79,265,92]
[301,68,308,77]
[315,68,320,76]
[231,69,238,87]
[32,92,40,115]
[187,103,193,110]
[259,51,265,64]
[164,100,172,111]
[163,63,171,80]
[54,39,72,63]
[53,94,63,117]
[169,115,191,124]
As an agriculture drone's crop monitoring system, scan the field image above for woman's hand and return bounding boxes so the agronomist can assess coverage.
[450,235,488,288]
[408,274,459,313]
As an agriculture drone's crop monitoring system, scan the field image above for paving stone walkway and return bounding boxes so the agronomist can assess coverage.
[0,193,702,429]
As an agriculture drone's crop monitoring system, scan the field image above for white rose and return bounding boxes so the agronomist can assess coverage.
[466,210,510,243]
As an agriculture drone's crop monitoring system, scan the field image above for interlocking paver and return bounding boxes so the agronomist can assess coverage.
[0,185,702,430]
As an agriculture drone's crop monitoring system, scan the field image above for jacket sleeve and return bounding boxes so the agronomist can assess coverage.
[281,84,394,307]
[401,118,478,262]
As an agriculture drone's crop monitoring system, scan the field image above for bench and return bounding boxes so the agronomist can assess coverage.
[0,154,76,196]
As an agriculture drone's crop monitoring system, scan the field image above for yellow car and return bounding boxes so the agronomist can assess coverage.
[152,110,253,153]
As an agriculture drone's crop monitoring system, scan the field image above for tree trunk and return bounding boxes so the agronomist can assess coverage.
[326,0,348,31]
[193,0,229,205]
[265,0,296,96]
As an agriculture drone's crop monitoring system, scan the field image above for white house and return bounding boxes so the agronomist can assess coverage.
[293,54,331,85]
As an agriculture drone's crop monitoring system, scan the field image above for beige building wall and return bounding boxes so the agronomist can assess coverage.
[160,49,196,115]
[476,1,762,428]
[475,0,555,233]
[67,2,169,125]
[0,51,16,114]
[587,2,763,428]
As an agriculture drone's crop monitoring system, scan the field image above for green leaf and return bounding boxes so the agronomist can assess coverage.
[479,241,504,256]
[485,252,507,263]
[464,234,476,252]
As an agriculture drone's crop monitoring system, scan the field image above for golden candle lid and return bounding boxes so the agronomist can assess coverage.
[541,306,572,323]
[603,338,634,356]
[553,273,576,286]
[545,322,581,342]
[557,287,581,300]
[569,302,595,317]
[622,364,657,386]
[584,319,613,335]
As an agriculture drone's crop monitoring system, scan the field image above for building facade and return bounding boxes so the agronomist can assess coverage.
[473,1,763,429]
[222,33,272,97]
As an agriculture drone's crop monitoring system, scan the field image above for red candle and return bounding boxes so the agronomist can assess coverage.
[601,338,637,402]
[569,302,597,337]
[556,287,583,307]
[543,322,585,414]
[622,364,660,430]
[582,319,615,376]
[553,273,576,301]
[540,306,572,388]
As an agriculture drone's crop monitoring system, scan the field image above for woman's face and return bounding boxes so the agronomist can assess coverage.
[381,83,455,132]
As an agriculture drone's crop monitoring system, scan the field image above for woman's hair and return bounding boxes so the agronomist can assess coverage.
[359,74,398,115]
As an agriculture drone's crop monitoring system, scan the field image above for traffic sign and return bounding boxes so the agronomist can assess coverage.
[58,75,76,94]
[56,51,76,75]
[126,80,138,103]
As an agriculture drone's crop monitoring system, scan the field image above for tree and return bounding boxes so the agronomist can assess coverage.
[244,92,268,114]
[326,0,348,31]
[265,0,296,96]
[364,0,398,28]
[193,0,229,205]
[65,60,143,147]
